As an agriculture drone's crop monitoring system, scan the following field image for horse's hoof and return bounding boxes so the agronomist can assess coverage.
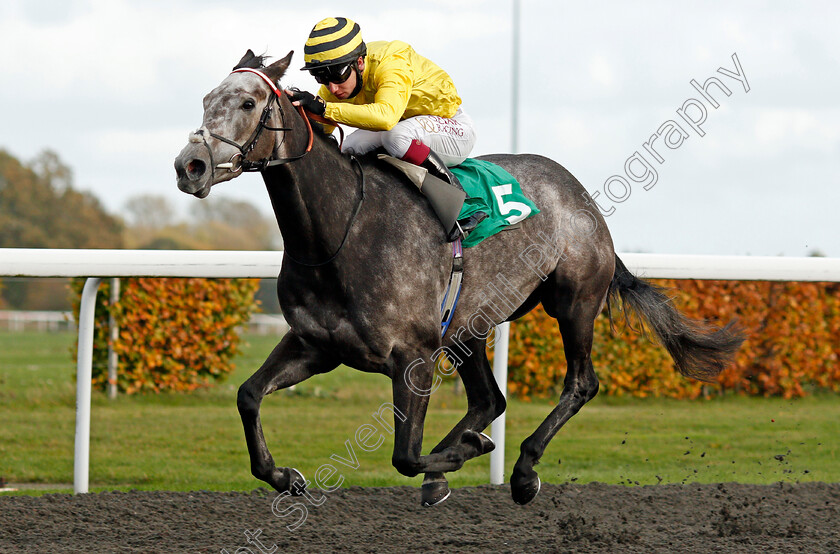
[286,467,307,496]
[421,479,451,507]
[511,475,541,505]
[461,430,485,455]
[266,466,305,494]
[478,432,496,454]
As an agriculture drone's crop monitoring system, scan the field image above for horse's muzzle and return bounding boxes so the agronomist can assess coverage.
[174,145,211,197]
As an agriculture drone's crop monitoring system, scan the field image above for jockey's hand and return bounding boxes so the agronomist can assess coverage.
[285,88,326,116]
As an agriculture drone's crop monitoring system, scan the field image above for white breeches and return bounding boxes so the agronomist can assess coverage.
[341,108,477,167]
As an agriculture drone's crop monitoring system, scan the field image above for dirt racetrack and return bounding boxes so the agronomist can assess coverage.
[2,482,838,552]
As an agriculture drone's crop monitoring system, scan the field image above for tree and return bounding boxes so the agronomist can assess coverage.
[28,150,73,192]
[123,194,176,230]
[0,149,124,309]
[0,149,123,249]
[121,193,282,252]
[190,196,281,251]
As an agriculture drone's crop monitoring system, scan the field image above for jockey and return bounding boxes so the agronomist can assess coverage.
[287,16,487,242]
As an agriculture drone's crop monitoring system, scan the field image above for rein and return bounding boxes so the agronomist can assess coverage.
[201,67,363,267]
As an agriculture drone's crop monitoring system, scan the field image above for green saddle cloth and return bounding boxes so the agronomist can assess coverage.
[450,159,540,247]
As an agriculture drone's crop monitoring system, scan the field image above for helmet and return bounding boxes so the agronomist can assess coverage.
[301,17,366,70]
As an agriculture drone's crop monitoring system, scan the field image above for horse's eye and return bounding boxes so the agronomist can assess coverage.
[242,100,256,111]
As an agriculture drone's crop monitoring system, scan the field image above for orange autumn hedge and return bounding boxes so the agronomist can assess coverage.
[507,280,840,400]
[72,278,259,393]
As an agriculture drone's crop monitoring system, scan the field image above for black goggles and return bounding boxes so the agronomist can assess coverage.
[311,63,354,85]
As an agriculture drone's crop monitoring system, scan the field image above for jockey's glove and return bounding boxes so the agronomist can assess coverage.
[286,88,326,116]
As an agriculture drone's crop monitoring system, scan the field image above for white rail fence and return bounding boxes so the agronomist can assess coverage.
[3,248,840,494]
[0,310,76,332]
[0,311,286,334]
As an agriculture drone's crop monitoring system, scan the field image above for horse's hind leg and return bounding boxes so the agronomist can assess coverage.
[422,337,506,506]
[510,297,602,505]
[237,331,338,494]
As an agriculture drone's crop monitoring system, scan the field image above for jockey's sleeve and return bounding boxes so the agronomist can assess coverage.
[323,55,413,131]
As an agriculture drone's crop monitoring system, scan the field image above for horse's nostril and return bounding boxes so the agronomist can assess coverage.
[187,159,206,178]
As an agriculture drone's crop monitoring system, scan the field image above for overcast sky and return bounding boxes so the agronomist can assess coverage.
[1,0,837,256]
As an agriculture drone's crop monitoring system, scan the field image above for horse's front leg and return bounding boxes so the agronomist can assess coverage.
[237,331,338,494]
[390,350,490,481]
[421,338,505,506]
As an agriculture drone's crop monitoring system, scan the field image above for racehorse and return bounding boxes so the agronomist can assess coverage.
[174,50,745,506]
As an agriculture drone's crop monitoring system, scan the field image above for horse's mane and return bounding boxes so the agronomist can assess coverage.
[304,121,341,156]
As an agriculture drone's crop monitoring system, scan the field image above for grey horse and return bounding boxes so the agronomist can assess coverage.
[174,51,744,506]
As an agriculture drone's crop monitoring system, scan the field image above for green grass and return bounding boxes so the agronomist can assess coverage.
[1,330,838,496]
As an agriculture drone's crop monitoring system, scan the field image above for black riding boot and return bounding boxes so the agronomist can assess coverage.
[420,151,488,242]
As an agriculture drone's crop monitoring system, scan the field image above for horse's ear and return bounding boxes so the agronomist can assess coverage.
[233,49,257,70]
[264,50,294,82]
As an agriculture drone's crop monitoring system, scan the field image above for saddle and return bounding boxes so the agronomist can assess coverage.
[378,155,539,248]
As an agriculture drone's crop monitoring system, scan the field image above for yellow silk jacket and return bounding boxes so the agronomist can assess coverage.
[320,40,462,131]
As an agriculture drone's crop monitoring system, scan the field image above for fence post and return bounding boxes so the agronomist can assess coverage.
[74,277,101,494]
[490,322,510,485]
[107,278,120,400]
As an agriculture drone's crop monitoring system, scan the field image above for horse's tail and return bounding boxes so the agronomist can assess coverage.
[606,254,746,381]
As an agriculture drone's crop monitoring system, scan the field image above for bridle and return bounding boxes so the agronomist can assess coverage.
[196,67,363,267]
[195,67,314,176]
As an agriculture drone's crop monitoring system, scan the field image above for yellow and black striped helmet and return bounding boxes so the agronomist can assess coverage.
[301,17,366,70]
